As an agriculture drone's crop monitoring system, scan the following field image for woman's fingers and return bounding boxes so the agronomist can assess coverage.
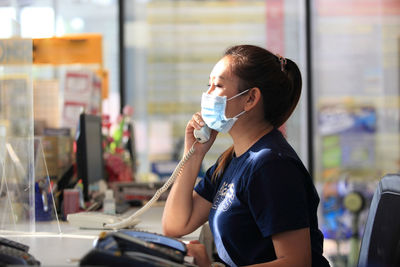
[186,241,211,267]
[191,112,205,130]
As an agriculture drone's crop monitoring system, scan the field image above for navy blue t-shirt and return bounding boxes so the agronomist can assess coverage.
[194,128,329,266]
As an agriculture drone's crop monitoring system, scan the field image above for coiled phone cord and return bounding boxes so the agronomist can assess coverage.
[104,141,198,229]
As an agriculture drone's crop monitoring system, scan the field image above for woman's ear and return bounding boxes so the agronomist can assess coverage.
[244,87,262,111]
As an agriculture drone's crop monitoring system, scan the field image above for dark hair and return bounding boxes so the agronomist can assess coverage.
[212,44,302,181]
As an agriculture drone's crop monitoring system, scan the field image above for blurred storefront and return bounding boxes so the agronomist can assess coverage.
[1,0,400,265]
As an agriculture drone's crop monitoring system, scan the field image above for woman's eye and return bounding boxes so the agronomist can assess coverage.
[207,83,223,88]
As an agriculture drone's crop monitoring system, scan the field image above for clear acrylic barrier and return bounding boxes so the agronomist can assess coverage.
[33,137,62,234]
[0,138,61,234]
[0,19,61,235]
[0,137,35,233]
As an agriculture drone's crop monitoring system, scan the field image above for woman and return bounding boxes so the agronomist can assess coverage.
[162,45,330,267]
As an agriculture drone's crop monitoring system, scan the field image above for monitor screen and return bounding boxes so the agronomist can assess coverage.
[76,113,104,201]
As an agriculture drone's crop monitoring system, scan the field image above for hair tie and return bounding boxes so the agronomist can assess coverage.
[276,54,287,72]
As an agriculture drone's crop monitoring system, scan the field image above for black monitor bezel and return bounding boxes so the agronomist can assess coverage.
[76,113,104,202]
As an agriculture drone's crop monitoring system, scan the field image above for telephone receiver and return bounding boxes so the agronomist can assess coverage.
[193,125,211,144]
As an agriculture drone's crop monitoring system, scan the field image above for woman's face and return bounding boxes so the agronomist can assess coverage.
[207,56,239,98]
[207,56,246,118]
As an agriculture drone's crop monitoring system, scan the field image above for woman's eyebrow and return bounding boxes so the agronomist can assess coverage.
[209,75,226,81]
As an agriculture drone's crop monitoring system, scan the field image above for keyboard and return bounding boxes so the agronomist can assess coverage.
[67,212,140,229]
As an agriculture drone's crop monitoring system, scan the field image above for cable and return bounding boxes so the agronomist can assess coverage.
[104,141,198,229]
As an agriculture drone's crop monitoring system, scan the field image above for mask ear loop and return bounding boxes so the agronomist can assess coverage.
[229,90,251,120]
[233,110,246,118]
[227,88,250,101]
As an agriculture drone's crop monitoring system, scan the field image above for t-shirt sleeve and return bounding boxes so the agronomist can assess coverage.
[194,165,218,203]
[246,158,310,238]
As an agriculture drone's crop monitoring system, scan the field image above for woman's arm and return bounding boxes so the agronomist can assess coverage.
[162,160,212,237]
[246,227,312,267]
[186,228,312,267]
[162,113,216,237]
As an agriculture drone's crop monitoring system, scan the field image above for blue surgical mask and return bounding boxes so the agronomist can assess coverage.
[201,89,249,133]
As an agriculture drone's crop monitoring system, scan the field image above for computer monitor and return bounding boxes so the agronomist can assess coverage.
[76,113,104,202]
[126,122,137,175]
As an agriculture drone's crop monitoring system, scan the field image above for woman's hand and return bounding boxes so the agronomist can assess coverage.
[186,240,212,267]
[185,112,218,156]
[162,113,215,237]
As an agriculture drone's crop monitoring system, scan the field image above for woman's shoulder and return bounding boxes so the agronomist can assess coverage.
[248,128,303,163]
[246,148,298,174]
[247,142,298,165]
[245,141,309,181]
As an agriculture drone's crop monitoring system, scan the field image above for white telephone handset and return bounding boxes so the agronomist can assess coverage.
[194,125,211,143]
[88,125,211,229]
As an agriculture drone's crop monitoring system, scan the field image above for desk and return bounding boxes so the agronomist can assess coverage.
[0,205,201,266]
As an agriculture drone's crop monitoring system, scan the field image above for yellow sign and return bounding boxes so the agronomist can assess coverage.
[0,39,32,65]
[33,34,102,65]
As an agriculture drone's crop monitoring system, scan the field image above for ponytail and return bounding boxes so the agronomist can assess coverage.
[273,58,302,127]
[212,146,234,182]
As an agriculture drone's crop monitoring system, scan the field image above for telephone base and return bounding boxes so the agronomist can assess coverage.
[67,211,140,229]
[80,249,193,267]
[81,230,196,267]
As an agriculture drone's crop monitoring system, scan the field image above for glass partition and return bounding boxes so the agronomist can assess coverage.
[0,20,60,234]
[0,19,35,232]
[312,0,400,263]
[0,1,119,235]
[124,0,308,180]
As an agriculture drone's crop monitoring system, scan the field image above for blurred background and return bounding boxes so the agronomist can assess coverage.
[1,0,400,266]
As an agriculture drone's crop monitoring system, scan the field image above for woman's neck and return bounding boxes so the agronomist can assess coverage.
[231,121,274,157]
